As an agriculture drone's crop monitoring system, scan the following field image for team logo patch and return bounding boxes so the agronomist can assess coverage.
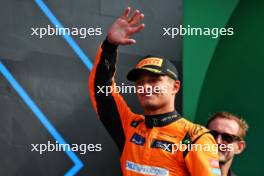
[126,160,169,176]
[130,120,143,128]
[130,133,145,146]
[151,139,174,153]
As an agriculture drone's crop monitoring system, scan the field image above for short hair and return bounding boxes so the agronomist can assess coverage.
[206,112,249,139]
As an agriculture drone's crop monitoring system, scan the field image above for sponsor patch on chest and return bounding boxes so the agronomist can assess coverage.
[151,139,174,153]
[130,133,145,146]
[126,160,169,176]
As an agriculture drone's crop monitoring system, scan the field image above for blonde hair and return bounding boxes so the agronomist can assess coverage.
[207,112,249,139]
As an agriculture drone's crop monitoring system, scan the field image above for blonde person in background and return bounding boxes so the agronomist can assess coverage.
[207,112,249,176]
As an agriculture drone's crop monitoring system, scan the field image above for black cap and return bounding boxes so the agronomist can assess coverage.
[127,55,178,81]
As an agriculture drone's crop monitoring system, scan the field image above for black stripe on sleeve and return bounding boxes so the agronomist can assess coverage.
[94,38,125,153]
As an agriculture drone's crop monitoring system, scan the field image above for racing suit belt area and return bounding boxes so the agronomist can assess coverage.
[88,39,221,176]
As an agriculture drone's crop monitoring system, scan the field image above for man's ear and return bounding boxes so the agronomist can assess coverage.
[172,80,180,94]
[234,140,246,155]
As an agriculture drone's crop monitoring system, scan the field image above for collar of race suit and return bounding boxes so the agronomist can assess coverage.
[144,110,181,128]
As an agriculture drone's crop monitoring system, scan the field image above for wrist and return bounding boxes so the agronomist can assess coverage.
[102,37,118,53]
[106,35,118,45]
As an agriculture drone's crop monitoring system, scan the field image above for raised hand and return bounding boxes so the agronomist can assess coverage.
[107,7,145,45]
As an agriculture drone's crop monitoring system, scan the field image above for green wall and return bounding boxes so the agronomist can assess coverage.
[183,0,264,175]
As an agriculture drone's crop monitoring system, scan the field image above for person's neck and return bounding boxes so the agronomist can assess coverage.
[220,159,233,176]
[144,104,175,115]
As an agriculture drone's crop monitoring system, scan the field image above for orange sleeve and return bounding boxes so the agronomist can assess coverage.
[185,133,221,176]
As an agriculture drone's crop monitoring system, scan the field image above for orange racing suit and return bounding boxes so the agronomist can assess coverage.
[89,39,221,176]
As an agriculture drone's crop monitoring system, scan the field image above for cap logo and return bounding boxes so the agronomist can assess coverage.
[136,58,163,68]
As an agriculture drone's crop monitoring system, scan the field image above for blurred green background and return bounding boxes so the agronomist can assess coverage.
[183,0,264,175]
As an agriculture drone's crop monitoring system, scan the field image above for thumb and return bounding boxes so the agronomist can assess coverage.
[121,38,136,45]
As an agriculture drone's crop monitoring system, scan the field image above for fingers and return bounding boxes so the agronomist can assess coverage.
[121,38,136,45]
[118,7,145,46]
[130,23,145,34]
[128,10,140,22]
[122,7,131,18]
[129,13,144,27]
[122,8,144,26]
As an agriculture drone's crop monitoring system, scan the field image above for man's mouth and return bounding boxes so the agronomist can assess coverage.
[141,92,156,97]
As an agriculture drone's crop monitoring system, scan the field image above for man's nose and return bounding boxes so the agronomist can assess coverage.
[141,80,151,86]
[142,82,152,90]
[216,135,223,144]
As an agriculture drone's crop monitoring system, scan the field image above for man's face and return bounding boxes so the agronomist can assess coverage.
[208,118,245,164]
[135,71,180,111]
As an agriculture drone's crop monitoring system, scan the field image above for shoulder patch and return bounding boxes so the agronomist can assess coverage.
[191,124,206,135]
[182,132,191,157]
[180,119,212,158]
[184,120,209,141]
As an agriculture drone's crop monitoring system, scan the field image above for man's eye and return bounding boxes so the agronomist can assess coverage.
[136,81,143,85]
[151,78,159,83]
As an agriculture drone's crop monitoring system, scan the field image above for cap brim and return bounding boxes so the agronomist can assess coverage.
[126,67,165,82]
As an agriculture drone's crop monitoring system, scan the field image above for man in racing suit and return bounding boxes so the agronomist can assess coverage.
[89,7,221,176]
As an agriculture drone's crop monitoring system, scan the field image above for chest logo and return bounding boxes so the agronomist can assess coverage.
[130,133,145,146]
[151,139,174,153]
